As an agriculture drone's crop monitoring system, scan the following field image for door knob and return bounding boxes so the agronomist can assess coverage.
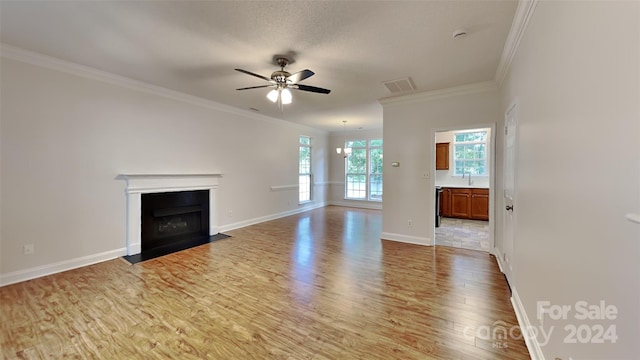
[506,205,513,211]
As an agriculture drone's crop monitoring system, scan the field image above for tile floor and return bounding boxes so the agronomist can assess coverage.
[435,217,490,251]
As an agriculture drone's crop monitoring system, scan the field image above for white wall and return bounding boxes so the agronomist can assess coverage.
[0,54,329,284]
[434,128,491,188]
[381,85,501,245]
[499,1,640,358]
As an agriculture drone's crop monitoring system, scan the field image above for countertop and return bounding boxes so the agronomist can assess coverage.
[436,184,489,189]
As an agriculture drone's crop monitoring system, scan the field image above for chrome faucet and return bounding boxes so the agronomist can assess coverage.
[462,172,472,186]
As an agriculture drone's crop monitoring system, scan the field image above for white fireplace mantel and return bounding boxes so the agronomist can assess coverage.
[118,173,223,256]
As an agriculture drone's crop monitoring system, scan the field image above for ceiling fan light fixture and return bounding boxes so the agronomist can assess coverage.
[236,56,331,110]
[266,89,279,103]
[281,88,292,105]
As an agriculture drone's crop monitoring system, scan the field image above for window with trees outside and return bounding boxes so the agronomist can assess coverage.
[453,130,487,176]
[299,136,311,203]
[345,139,383,201]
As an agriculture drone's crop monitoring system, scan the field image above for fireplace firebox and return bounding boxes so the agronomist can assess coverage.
[141,190,210,252]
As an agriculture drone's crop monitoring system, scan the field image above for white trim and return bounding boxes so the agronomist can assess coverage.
[511,288,545,360]
[270,184,299,192]
[328,201,382,210]
[380,232,431,246]
[378,81,497,106]
[219,201,328,233]
[0,248,126,287]
[0,44,328,136]
[118,173,223,193]
[494,0,539,87]
[493,247,505,273]
[313,181,332,186]
[118,173,223,256]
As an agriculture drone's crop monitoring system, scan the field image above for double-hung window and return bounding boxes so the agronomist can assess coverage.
[369,139,383,200]
[453,130,487,176]
[345,139,383,201]
[299,136,311,203]
[345,140,367,199]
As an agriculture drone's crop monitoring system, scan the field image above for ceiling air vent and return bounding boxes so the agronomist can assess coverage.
[382,77,416,93]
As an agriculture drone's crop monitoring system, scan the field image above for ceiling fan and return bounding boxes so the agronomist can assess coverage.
[235,57,331,108]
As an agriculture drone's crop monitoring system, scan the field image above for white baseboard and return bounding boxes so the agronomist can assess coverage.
[511,288,545,360]
[0,248,127,287]
[380,232,431,246]
[128,242,141,256]
[219,201,328,233]
[493,247,505,273]
[495,248,543,358]
[328,201,382,210]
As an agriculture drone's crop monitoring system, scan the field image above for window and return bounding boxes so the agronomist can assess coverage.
[369,139,383,200]
[345,139,383,201]
[453,130,487,176]
[299,136,311,203]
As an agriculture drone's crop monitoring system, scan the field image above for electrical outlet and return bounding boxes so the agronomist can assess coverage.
[23,244,34,255]
[408,219,413,227]
[422,172,429,179]
[227,210,233,218]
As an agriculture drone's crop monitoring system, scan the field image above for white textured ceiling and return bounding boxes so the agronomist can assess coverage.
[0,1,517,132]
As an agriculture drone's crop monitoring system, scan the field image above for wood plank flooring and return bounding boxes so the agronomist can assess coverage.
[1,206,530,359]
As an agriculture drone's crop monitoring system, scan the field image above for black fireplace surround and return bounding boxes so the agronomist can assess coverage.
[141,190,210,252]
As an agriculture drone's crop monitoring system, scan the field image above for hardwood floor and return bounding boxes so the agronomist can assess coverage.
[1,206,529,359]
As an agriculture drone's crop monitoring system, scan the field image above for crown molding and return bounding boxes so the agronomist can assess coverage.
[378,81,498,106]
[494,0,539,87]
[0,43,328,135]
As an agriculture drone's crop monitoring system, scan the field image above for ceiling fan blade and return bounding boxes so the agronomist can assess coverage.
[236,85,274,90]
[294,84,331,94]
[235,68,271,82]
[287,69,314,84]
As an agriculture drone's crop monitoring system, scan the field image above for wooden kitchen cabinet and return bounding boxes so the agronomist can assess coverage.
[435,142,449,170]
[440,187,489,220]
[450,188,471,218]
[470,188,489,220]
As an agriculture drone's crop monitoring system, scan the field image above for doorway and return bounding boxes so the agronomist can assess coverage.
[433,126,495,252]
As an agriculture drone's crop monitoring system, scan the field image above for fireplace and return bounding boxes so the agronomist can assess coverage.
[142,190,210,252]
[119,173,222,256]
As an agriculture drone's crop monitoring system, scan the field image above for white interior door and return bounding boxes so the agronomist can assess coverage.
[503,104,517,280]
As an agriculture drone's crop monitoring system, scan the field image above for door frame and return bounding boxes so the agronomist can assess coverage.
[430,123,497,253]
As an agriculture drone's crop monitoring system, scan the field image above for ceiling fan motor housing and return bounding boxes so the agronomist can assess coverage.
[271,70,290,84]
